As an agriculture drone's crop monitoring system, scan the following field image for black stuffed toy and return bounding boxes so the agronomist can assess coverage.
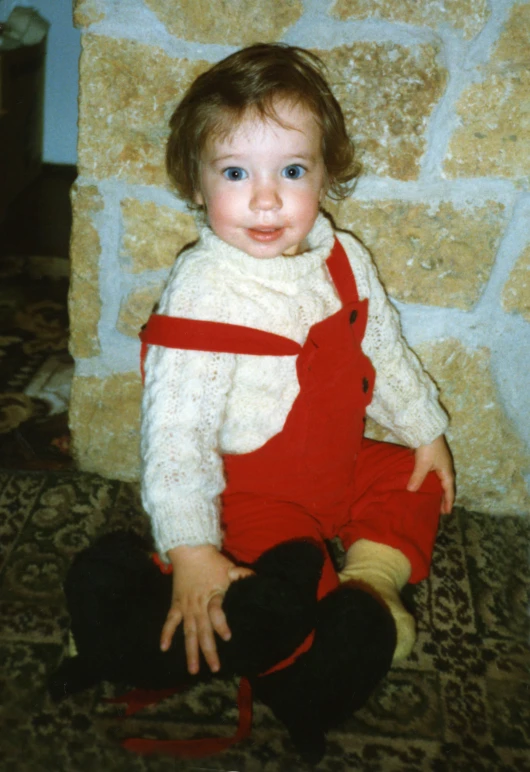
[49,530,396,764]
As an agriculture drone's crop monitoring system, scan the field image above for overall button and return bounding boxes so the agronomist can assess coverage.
[362,377,369,393]
[349,310,358,324]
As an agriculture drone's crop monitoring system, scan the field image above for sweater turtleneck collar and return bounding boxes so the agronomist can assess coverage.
[196,212,336,283]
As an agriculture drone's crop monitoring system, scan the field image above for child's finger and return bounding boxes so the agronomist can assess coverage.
[406,464,428,493]
[209,593,231,642]
[227,566,255,581]
[196,611,220,673]
[183,617,201,674]
[439,469,455,514]
[160,606,182,652]
[441,489,454,514]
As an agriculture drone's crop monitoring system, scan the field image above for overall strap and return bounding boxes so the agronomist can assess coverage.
[325,237,360,305]
[139,316,301,382]
[140,315,301,356]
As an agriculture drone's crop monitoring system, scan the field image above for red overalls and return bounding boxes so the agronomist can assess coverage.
[141,238,442,599]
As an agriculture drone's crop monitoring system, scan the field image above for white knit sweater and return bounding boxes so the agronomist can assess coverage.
[140,213,448,556]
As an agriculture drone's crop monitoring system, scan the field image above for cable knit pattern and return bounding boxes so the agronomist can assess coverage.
[140,213,448,556]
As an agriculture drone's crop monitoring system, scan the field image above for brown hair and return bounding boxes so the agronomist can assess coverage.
[166,43,360,207]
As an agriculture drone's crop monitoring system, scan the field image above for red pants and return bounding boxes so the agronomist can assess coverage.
[222,437,442,598]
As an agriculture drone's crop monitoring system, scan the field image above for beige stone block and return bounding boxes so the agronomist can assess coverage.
[319,43,447,180]
[77,35,207,185]
[69,184,103,358]
[328,199,505,308]
[70,373,142,481]
[121,199,197,273]
[330,0,490,40]
[416,340,529,515]
[502,244,530,321]
[144,0,303,44]
[117,284,165,338]
[445,3,530,179]
[73,0,105,27]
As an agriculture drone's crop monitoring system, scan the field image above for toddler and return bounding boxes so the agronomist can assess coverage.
[140,43,455,679]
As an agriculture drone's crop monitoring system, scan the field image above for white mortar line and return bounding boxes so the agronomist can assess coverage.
[419,0,519,181]
[419,29,471,181]
[466,0,520,70]
[352,175,517,208]
[472,193,530,313]
[81,0,237,61]
[287,14,441,49]
[73,177,140,377]
[84,0,451,57]
[477,192,530,447]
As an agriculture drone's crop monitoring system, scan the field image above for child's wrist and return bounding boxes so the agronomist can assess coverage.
[167,543,219,566]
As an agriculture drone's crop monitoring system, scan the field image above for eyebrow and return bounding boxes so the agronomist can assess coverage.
[209,152,317,164]
[209,154,244,164]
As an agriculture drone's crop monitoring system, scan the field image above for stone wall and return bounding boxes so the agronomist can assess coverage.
[70,0,530,515]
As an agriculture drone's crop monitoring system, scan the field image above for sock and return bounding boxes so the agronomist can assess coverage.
[338,539,416,663]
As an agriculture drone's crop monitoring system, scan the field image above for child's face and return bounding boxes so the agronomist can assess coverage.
[195,101,327,259]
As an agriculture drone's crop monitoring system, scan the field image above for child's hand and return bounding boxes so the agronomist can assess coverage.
[407,435,455,515]
[161,544,253,675]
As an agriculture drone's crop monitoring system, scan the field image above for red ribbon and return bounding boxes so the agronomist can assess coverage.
[120,677,253,758]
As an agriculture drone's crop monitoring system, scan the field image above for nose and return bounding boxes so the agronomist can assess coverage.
[249,179,282,211]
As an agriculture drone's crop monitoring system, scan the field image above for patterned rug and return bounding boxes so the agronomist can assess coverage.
[1,469,529,772]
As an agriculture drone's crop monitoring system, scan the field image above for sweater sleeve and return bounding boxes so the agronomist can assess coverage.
[339,233,449,448]
[140,255,237,558]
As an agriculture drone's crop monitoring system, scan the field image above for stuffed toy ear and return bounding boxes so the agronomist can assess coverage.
[62,531,170,661]
[49,530,174,699]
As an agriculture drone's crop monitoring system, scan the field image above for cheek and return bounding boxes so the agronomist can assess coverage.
[294,187,322,218]
[203,189,239,232]
[291,189,322,237]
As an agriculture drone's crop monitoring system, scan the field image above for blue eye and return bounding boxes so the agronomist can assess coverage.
[223,167,247,181]
[282,165,305,179]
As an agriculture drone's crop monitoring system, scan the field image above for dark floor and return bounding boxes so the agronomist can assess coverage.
[0,169,529,771]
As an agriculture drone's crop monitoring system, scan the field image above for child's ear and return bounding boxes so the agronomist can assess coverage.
[194,190,204,207]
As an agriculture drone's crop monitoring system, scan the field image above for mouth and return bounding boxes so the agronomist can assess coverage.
[247,227,285,243]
